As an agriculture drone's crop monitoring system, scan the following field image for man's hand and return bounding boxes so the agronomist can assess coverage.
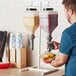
[48,41,60,50]
[51,52,69,67]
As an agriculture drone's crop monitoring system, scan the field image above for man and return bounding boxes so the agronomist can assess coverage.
[50,0,76,76]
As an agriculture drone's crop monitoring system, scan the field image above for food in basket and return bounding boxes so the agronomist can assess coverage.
[40,53,56,63]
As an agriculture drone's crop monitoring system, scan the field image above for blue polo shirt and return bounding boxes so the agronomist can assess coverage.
[59,22,76,76]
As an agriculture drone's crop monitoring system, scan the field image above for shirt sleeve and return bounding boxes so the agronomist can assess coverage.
[59,31,73,55]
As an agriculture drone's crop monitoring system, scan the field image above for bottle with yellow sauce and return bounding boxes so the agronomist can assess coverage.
[23,8,39,50]
[23,9,39,34]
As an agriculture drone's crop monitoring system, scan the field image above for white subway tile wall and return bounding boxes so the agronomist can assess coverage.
[1,0,70,69]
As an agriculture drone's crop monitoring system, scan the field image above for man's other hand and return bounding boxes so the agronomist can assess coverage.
[48,41,60,50]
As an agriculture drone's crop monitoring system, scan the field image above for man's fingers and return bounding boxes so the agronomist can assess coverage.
[47,41,59,50]
[53,42,58,50]
[51,60,55,65]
